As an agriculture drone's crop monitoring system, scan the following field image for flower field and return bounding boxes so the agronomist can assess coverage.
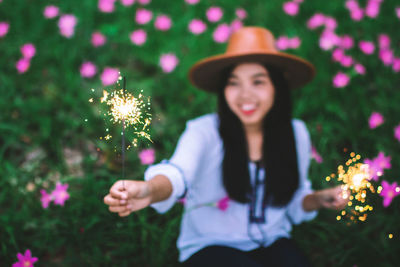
[1,0,399,266]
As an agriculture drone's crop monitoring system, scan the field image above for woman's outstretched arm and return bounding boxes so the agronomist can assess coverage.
[302,185,348,212]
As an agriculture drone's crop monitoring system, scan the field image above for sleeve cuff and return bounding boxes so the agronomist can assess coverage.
[144,161,186,214]
[288,189,318,224]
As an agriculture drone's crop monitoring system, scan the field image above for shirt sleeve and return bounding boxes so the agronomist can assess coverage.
[144,119,208,214]
[286,120,318,224]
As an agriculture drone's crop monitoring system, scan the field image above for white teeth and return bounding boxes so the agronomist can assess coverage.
[241,104,256,111]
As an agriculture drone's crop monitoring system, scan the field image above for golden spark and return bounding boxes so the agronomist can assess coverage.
[328,152,376,223]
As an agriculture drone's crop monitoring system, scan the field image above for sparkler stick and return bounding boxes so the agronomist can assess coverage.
[90,74,152,191]
[121,76,126,189]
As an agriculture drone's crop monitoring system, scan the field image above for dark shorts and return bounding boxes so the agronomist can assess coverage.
[183,238,312,267]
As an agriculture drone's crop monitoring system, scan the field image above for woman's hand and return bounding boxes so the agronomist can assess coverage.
[315,185,349,210]
[103,180,152,217]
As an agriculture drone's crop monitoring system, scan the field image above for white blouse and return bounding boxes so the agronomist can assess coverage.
[144,113,317,262]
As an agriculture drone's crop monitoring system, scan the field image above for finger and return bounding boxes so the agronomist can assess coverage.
[109,205,129,213]
[110,181,128,200]
[104,194,122,206]
[119,210,131,217]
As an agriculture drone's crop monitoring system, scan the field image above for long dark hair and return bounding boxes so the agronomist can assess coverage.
[217,65,299,207]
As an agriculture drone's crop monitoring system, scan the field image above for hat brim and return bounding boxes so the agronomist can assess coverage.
[189,52,315,92]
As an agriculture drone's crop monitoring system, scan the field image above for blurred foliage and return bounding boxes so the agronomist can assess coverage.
[0,0,399,266]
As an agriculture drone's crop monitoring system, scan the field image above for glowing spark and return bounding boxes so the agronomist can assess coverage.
[101,90,109,103]
[328,153,376,223]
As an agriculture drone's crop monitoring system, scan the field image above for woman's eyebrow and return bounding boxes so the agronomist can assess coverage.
[252,73,269,78]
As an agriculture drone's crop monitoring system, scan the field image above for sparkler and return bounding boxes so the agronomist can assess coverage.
[90,75,152,189]
[326,152,375,223]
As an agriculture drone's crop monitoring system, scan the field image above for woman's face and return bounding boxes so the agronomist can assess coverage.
[224,63,275,130]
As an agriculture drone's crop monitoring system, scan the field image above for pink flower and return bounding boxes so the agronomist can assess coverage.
[230,19,243,32]
[379,49,394,66]
[98,0,116,13]
[350,8,364,21]
[101,67,120,86]
[21,43,36,59]
[43,5,59,19]
[276,36,290,50]
[393,58,400,72]
[185,0,199,4]
[216,196,230,211]
[80,61,97,78]
[345,0,359,11]
[380,180,400,207]
[333,72,350,88]
[311,146,323,163]
[283,2,299,16]
[394,124,400,142]
[138,0,151,4]
[396,7,400,19]
[138,148,155,165]
[332,49,345,62]
[365,0,381,18]
[40,189,52,209]
[289,37,301,49]
[188,19,207,35]
[159,53,179,73]
[16,58,30,74]
[130,29,146,45]
[213,23,231,43]
[340,35,354,50]
[177,197,186,205]
[364,152,391,181]
[52,183,70,206]
[375,152,391,170]
[12,249,38,267]
[378,34,390,50]
[364,158,383,181]
[359,40,375,55]
[277,36,301,50]
[307,13,325,29]
[0,21,10,37]
[91,32,107,47]
[324,17,337,30]
[120,0,135,6]
[154,15,172,31]
[135,8,153,24]
[58,14,78,38]
[368,112,384,129]
[206,6,223,23]
[319,30,340,50]
[236,8,247,20]
[354,63,366,75]
[340,55,353,67]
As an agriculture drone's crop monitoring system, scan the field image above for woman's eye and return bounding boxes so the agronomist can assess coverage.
[254,80,265,85]
[227,80,238,86]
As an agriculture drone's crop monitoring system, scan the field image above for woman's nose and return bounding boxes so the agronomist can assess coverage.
[238,85,253,98]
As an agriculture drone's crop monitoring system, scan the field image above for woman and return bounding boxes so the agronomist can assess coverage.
[104,27,347,266]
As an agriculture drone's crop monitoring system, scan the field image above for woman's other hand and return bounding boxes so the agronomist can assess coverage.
[316,185,349,210]
[103,180,152,217]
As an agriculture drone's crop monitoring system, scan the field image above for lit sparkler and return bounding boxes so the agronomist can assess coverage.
[90,75,152,188]
[326,152,375,223]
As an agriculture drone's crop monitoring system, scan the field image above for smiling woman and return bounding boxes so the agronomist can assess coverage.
[104,27,348,266]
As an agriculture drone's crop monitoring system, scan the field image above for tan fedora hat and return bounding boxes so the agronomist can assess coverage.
[189,26,315,92]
